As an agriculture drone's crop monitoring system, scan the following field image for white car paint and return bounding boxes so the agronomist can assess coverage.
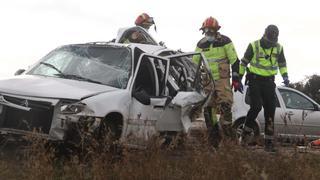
[0,75,117,100]
[115,26,159,46]
[233,85,320,139]
[0,34,212,148]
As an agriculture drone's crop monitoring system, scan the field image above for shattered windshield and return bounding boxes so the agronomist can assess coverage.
[28,45,132,89]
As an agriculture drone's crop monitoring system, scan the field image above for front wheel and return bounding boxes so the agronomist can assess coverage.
[97,119,122,142]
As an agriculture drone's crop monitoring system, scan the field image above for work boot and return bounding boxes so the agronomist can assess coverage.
[264,139,276,153]
[210,123,222,148]
[240,126,254,146]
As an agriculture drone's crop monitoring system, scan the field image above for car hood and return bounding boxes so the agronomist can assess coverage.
[0,75,118,100]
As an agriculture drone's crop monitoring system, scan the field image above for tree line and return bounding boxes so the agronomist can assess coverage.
[290,74,320,104]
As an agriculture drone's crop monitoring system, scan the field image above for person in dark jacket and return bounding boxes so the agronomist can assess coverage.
[239,25,289,152]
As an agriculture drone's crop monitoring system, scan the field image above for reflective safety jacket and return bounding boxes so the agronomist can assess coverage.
[193,34,239,80]
[240,40,288,77]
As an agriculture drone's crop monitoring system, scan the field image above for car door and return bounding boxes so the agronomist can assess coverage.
[126,53,169,146]
[273,88,287,136]
[157,52,213,133]
[278,88,320,138]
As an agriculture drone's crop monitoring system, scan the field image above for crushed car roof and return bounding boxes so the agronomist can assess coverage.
[83,42,169,55]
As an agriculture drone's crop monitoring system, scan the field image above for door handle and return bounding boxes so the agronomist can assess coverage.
[287,111,294,116]
[153,105,164,109]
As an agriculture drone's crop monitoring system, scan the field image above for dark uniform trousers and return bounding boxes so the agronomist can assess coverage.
[246,75,276,139]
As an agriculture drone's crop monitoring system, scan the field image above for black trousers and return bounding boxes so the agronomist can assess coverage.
[245,77,276,138]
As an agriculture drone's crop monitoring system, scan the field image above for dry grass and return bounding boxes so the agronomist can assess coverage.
[1,132,320,180]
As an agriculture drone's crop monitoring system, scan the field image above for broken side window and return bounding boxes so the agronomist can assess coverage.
[132,56,157,105]
[132,55,169,105]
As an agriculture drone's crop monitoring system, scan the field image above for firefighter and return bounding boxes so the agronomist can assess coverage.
[239,25,289,152]
[193,17,242,146]
[124,13,155,43]
[134,13,155,31]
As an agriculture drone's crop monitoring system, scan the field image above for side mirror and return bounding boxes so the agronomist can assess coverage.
[314,104,320,111]
[14,69,25,76]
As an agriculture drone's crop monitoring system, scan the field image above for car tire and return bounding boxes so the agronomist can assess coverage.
[98,113,123,141]
[233,118,260,145]
[98,119,122,142]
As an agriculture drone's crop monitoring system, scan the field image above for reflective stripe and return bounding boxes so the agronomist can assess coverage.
[255,41,260,62]
[232,72,239,77]
[265,135,274,140]
[249,40,283,76]
[239,64,246,75]
[207,58,228,63]
[254,41,263,68]
[239,65,246,75]
[240,62,248,66]
[251,62,278,71]
[249,66,277,76]
[279,67,288,75]
[241,57,250,64]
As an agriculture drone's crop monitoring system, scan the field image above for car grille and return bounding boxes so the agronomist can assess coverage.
[0,95,54,134]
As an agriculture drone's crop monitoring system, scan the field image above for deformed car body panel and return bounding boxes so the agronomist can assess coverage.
[0,75,118,100]
[171,91,206,133]
[0,40,213,147]
[0,93,60,138]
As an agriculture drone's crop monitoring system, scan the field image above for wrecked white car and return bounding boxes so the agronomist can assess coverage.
[0,42,212,147]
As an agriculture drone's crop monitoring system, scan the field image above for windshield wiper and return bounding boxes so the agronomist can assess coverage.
[56,74,103,84]
[40,62,64,75]
[40,62,102,85]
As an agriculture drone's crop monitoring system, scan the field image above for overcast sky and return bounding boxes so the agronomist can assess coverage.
[1,0,319,85]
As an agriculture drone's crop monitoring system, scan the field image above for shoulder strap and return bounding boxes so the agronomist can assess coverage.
[254,40,260,61]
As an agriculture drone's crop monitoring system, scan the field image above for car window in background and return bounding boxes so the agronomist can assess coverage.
[279,89,314,110]
[28,45,132,89]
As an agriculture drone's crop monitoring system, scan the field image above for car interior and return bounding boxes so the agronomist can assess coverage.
[132,57,156,105]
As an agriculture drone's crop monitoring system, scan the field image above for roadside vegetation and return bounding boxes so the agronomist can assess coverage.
[0,131,320,180]
[290,74,320,104]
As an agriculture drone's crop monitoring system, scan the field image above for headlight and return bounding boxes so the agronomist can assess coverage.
[60,102,86,114]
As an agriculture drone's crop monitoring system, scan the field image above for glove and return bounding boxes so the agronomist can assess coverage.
[283,76,290,87]
[232,80,243,93]
[232,75,243,93]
